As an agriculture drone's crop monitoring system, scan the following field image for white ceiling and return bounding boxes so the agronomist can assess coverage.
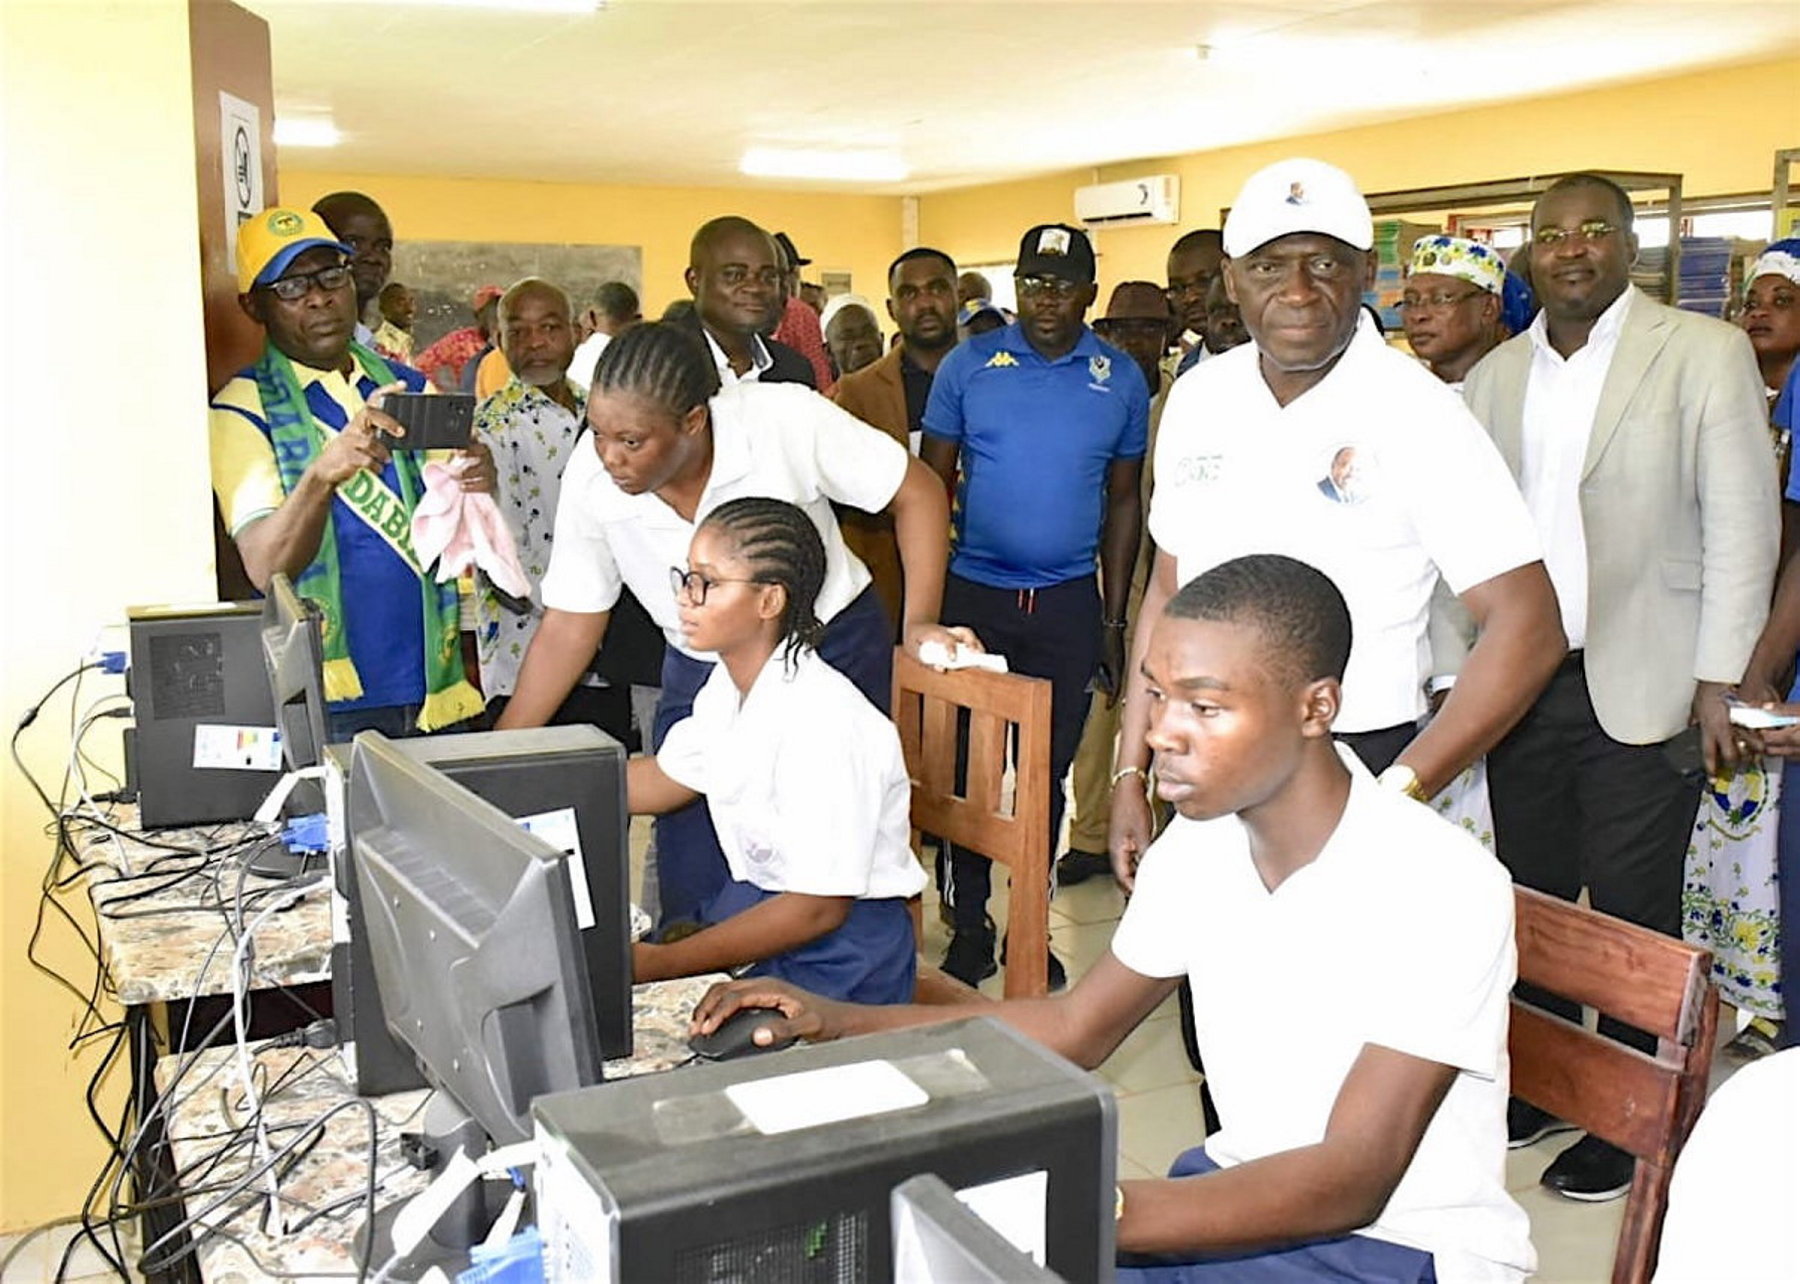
[245,0,1800,194]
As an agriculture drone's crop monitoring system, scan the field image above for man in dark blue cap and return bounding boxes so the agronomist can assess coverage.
[922,222,1151,988]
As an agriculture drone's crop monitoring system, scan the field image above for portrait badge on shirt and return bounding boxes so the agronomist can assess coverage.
[1088,354,1111,392]
[1171,453,1224,488]
[1315,443,1374,506]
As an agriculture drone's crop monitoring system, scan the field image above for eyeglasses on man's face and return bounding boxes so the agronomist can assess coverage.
[1015,274,1082,300]
[1399,288,1487,313]
[261,262,353,302]
[1532,221,1619,249]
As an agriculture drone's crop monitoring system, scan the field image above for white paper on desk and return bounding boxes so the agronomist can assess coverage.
[192,724,282,771]
[517,808,594,930]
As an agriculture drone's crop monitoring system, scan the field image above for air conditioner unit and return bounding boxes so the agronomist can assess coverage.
[1074,175,1180,228]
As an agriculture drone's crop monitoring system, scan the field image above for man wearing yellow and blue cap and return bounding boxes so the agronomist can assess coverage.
[1400,235,1507,389]
[209,206,493,739]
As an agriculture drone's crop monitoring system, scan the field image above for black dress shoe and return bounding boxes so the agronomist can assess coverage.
[942,928,997,986]
[1055,849,1113,887]
[1541,1135,1634,1202]
[1507,1097,1578,1149]
[998,936,1068,991]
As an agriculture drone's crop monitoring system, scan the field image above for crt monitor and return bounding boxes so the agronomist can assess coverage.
[346,729,605,1149]
[260,572,329,773]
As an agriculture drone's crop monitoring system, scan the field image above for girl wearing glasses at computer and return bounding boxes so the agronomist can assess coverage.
[625,497,925,1004]
[496,322,972,939]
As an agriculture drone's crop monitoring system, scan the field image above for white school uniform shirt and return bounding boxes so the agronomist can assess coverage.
[540,381,906,661]
[1517,285,1634,650]
[1110,746,1535,1283]
[1150,317,1541,732]
[656,648,926,900]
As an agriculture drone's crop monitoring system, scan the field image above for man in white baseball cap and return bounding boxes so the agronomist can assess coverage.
[1110,157,1563,895]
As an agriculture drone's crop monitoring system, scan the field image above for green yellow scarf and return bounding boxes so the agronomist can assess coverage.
[251,341,482,731]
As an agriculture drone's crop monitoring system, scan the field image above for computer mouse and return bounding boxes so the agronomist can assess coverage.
[687,1006,799,1061]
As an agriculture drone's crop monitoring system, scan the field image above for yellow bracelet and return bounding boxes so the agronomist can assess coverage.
[1115,1184,1125,1222]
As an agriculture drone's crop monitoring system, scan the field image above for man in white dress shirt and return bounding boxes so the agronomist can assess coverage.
[1461,172,1777,1201]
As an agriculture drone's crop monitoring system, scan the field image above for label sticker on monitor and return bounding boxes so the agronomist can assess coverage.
[726,1059,928,1135]
[192,724,282,771]
[517,807,595,930]
[956,1170,1048,1265]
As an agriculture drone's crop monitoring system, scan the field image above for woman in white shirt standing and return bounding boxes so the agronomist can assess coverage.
[498,322,968,934]
[627,497,926,1004]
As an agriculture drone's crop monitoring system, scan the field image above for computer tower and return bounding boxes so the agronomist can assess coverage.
[334,726,633,1097]
[533,1018,1117,1284]
[126,602,282,828]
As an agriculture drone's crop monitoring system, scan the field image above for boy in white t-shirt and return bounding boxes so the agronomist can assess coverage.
[691,553,1534,1282]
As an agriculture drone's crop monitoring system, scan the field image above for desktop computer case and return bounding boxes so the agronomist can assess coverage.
[532,1017,1117,1284]
[126,602,281,828]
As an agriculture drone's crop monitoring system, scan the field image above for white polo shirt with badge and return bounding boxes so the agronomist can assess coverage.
[539,381,905,660]
[1110,745,1535,1283]
[656,648,926,900]
[1149,317,1541,732]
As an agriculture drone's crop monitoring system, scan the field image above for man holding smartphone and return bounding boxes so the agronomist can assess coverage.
[209,205,495,740]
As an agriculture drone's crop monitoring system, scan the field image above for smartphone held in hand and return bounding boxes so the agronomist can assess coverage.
[380,392,475,450]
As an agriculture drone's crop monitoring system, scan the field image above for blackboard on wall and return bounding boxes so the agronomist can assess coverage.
[389,240,641,350]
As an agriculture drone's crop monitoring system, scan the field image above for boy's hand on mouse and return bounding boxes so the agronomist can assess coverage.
[691,978,841,1044]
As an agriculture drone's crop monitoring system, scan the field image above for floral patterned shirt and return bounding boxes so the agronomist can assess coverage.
[473,376,593,698]
[414,326,487,386]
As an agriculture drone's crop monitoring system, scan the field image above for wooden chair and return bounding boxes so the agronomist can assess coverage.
[893,649,1054,999]
[1507,887,1718,1284]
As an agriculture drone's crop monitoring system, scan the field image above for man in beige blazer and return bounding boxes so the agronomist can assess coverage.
[832,247,961,631]
[1463,173,1777,1202]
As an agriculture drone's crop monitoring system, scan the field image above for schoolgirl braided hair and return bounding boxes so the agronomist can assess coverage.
[699,497,827,670]
[588,320,719,417]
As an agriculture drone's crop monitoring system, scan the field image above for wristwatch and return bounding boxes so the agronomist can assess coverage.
[1378,763,1430,803]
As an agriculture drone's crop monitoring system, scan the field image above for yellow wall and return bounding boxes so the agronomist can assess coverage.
[0,18,1792,1234]
[922,55,1800,297]
[280,170,905,321]
[1,0,214,1232]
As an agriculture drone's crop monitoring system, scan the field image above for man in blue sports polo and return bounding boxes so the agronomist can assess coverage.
[922,222,1150,988]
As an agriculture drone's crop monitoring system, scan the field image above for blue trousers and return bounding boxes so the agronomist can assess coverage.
[702,879,916,1005]
[650,585,892,930]
[1117,1149,1438,1282]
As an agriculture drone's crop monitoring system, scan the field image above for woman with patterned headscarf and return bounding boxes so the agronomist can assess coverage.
[1742,238,1800,438]
[1701,239,1800,1058]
